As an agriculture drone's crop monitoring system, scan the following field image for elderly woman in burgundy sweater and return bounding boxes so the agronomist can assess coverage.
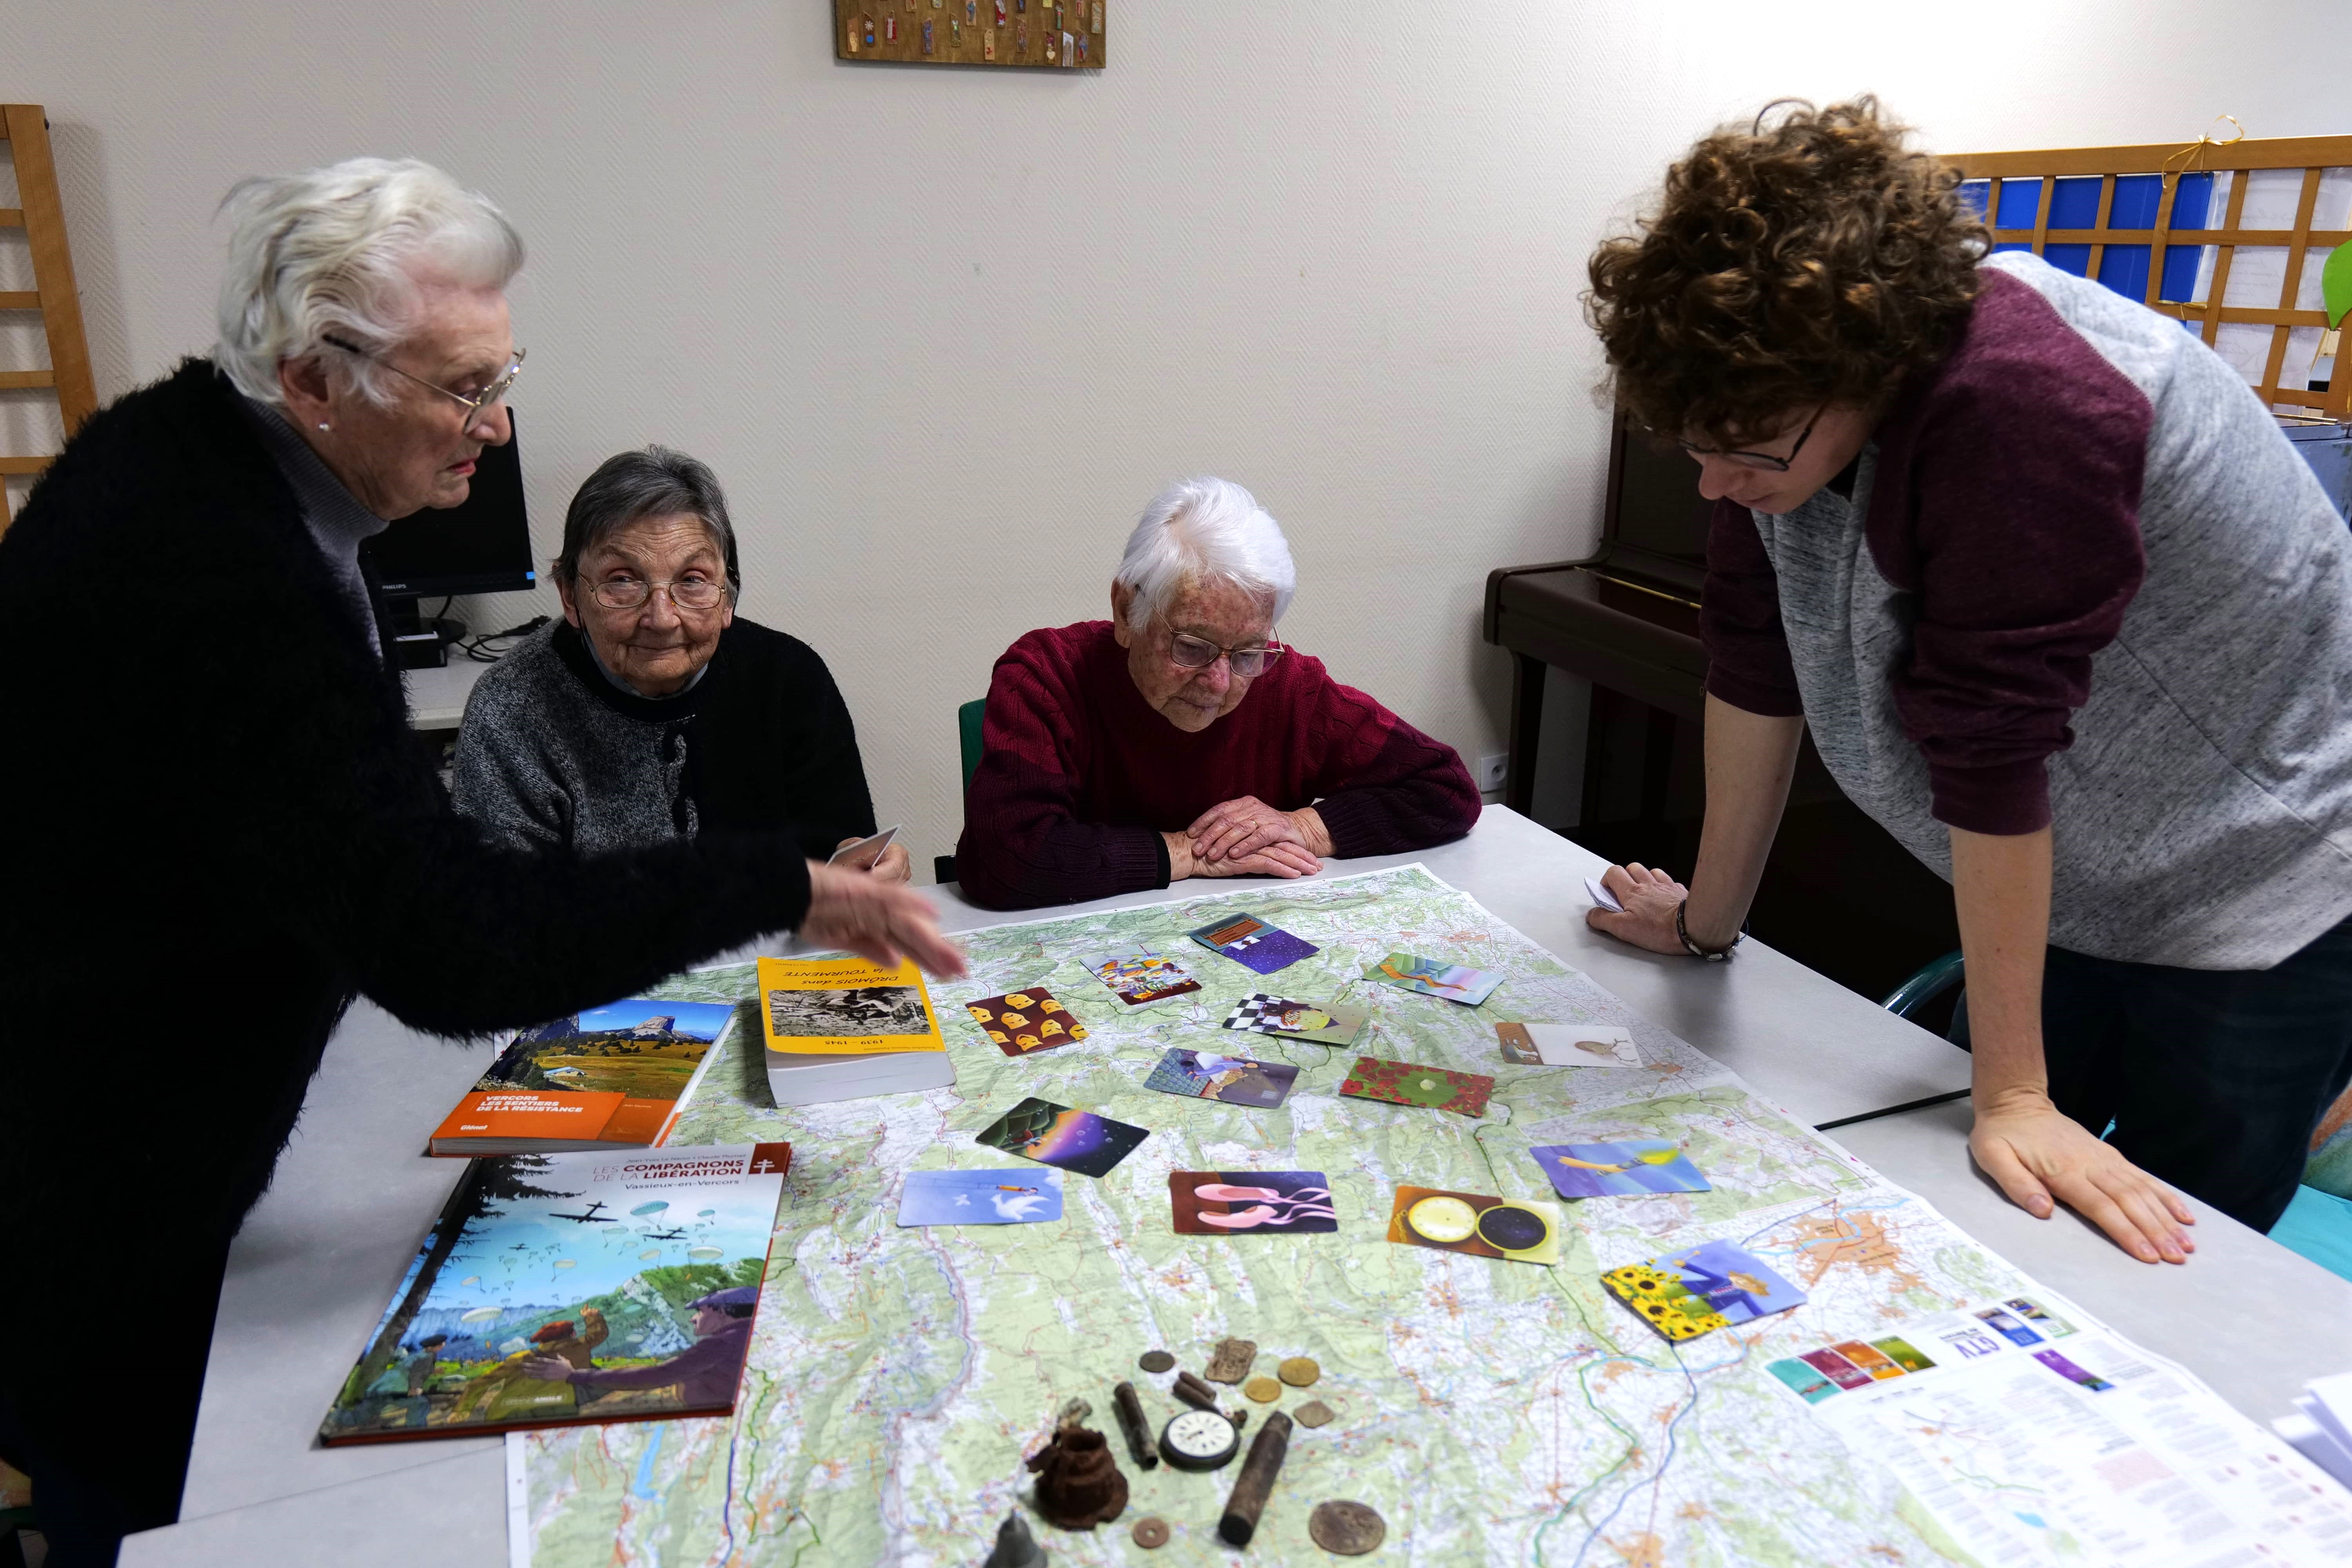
[956,477,1480,909]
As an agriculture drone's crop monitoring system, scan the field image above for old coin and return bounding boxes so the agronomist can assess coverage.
[1278,1356,1321,1387]
[1309,1500,1386,1555]
[1293,1399,1336,1428]
[1131,1516,1171,1548]
[1138,1350,1176,1374]
[1204,1336,1258,1384]
[1243,1375,1281,1403]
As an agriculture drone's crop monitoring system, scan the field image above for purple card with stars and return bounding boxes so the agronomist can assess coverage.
[1186,913,1318,975]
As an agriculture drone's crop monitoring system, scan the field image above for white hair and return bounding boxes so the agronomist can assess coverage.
[213,157,524,408]
[1116,477,1297,628]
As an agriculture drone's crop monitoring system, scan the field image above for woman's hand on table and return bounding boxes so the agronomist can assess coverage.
[1186,796,1333,869]
[798,861,967,977]
[1969,1088,2196,1264]
[1164,828,1321,882]
[1583,862,1692,956]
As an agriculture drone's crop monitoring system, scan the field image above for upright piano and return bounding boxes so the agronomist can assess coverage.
[1484,421,1962,1017]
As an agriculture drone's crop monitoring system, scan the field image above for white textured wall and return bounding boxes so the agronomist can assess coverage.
[10,2,2345,872]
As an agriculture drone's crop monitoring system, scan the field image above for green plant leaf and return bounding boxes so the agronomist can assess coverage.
[2325,239,2352,330]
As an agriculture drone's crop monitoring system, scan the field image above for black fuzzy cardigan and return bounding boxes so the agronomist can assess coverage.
[0,361,814,1247]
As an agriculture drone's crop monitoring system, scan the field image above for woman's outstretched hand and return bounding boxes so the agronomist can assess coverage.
[797,861,967,976]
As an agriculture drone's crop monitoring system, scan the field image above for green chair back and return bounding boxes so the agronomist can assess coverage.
[958,698,987,791]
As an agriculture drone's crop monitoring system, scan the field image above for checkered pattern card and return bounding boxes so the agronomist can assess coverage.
[1185,912,1319,975]
[1220,993,1367,1045]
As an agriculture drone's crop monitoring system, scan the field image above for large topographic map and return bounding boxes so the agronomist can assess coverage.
[506,867,2339,1567]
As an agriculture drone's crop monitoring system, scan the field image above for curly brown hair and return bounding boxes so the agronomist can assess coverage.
[1585,96,1985,446]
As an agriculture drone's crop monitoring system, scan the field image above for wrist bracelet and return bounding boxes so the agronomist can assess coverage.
[1675,899,1742,962]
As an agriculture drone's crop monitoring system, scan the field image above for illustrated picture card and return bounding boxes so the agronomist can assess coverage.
[1143,1048,1299,1109]
[965,989,1089,1056]
[1601,1239,1808,1342]
[897,1167,1065,1226]
[973,1097,1149,1178]
[1366,953,1503,1007]
[1495,1022,1641,1068]
[1338,1056,1494,1118]
[1169,1171,1336,1234]
[1530,1140,1711,1200]
[1385,1185,1560,1265]
[1221,994,1366,1045]
[1083,947,1202,1008]
[1185,913,1319,975]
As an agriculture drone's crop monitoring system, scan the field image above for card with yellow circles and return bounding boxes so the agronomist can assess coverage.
[965,989,1089,1057]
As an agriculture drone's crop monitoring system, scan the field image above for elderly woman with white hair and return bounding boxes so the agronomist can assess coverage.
[0,160,957,1564]
[956,477,1480,909]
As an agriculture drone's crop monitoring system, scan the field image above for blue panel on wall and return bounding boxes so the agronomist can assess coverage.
[1994,178,2043,229]
[1958,180,1990,219]
[2045,243,2093,278]
[2099,245,2151,300]
[2048,176,2103,228]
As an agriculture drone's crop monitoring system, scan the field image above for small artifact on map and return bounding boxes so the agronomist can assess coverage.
[1131,1516,1170,1548]
[1228,1407,1250,1432]
[1138,1349,1176,1374]
[1308,1500,1386,1555]
[1172,1370,1219,1410]
[1027,1398,1128,1529]
[1205,1337,1258,1383]
[1243,1375,1281,1403]
[1111,1381,1158,1470]
[981,1510,1046,1568]
[1160,1407,1241,1471]
[1278,1356,1320,1387]
[1294,1399,1335,1428]
[1216,1410,1293,1546]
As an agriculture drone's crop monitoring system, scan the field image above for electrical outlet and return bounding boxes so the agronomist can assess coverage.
[1479,753,1508,792]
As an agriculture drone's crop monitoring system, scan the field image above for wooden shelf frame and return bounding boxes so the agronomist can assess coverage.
[1,103,98,521]
[1943,133,2352,419]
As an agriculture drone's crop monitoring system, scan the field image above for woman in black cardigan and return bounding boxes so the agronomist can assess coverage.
[0,158,959,1567]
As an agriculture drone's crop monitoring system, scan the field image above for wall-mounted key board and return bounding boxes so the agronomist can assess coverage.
[835,0,1106,68]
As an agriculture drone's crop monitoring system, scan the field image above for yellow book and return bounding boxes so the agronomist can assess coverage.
[756,956,946,1058]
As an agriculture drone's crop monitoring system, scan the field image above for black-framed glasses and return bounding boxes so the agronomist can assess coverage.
[1675,404,1823,472]
[586,575,731,612]
[321,332,525,425]
[1168,632,1284,679]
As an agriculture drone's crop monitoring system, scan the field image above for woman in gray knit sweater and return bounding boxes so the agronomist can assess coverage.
[454,447,911,881]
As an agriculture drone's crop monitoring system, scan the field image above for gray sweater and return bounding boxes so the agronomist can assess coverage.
[1701,252,2352,970]
[453,619,878,860]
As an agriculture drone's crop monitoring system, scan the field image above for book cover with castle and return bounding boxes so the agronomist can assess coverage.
[428,998,739,1155]
[319,1143,791,1445]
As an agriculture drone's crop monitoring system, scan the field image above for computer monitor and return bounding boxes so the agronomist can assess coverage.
[360,411,537,598]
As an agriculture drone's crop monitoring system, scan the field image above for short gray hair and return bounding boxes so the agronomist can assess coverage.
[558,446,741,589]
[213,157,524,408]
[1116,477,1296,628]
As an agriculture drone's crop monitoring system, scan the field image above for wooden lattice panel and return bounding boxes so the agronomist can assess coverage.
[1942,134,2352,420]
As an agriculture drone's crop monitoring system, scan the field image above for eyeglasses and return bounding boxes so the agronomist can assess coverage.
[585,575,731,612]
[321,332,526,426]
[1168,631,1285,679]
[1674,404,1823,472]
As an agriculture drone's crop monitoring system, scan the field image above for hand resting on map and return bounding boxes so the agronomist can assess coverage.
[1583,862,1693,955]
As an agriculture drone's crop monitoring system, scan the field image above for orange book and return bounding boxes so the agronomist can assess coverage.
[428,998,738,1156]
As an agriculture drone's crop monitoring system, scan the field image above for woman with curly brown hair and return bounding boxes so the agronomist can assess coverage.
[1580,98,2352,1268]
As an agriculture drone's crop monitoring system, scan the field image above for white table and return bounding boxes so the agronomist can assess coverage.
[118,808,2323,1565]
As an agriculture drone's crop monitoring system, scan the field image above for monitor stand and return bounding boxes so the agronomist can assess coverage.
[383,595,466,670]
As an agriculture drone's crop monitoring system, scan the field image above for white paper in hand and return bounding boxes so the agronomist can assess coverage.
[1585,875,1624,913]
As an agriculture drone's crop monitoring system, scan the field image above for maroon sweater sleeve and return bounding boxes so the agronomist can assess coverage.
[954,633,1170,910]
[1698,497,1806,718]
[1870,298,2149,836]
[1298,666,1482,857]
